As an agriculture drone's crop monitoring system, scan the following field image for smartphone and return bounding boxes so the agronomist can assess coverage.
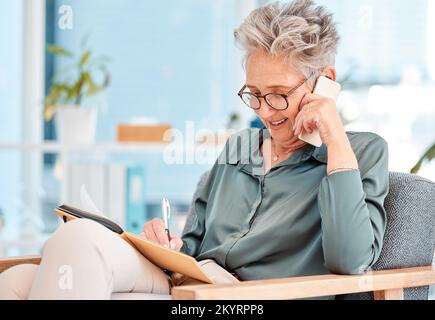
[298,76,341,147]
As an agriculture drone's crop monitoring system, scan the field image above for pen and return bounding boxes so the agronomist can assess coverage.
[161,197,171,240]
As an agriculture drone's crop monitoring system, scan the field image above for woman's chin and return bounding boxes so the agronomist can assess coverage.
[267,124,296,141]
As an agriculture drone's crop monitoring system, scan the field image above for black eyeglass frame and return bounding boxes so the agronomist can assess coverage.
[237,76,311,111]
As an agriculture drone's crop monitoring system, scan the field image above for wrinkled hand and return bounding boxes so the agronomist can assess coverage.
[293,93,347,147]
[141,218,183,251]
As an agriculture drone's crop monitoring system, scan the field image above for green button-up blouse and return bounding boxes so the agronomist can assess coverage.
[180,128,389,282]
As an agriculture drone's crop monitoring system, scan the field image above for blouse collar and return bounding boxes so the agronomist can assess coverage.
[226,128,328,176]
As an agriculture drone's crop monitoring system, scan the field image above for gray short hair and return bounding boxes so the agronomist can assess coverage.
[234,0,340,82]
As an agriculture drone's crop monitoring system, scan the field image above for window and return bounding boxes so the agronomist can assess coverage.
[315,0,429,84]
[313,0,434,178]
[42,0,246,231]
[48,0,240,140]
[0,0,23,142]
[0,0,24,239]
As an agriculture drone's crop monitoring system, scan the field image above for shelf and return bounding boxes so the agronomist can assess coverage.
[0,141,224,205]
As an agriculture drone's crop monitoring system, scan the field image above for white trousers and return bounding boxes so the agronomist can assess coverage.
[0,219,172,300]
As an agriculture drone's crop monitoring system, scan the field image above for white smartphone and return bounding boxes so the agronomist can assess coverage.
[298,76,341,147]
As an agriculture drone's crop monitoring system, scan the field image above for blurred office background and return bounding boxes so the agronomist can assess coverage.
[0,0,434,273]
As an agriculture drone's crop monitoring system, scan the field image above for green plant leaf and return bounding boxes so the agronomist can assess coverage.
[83,68,110,96]
[82,72,100,96]
[410,143,435,174]
[43,83,70,121]
[47,44,73,57]
[45,36,111,112]
[45,83,68,105]
[79,50,92,67]
[66,78,83,103]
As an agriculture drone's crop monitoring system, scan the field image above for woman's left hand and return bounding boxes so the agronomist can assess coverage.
[293,93,347,147]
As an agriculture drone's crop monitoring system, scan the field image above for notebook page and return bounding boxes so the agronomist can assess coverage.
[79,184,105,217]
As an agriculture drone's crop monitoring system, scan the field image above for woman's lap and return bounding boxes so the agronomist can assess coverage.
[1,219,171,300]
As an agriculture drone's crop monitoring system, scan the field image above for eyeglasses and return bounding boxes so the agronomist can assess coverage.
[238,77,309,111]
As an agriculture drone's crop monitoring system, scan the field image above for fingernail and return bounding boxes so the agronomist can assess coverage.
[163,244,169,248]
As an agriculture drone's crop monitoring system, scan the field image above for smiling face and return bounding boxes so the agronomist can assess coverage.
[246,50,311,145]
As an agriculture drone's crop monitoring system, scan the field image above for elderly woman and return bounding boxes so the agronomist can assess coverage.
[180,0,388,281]
[0,0,388,299]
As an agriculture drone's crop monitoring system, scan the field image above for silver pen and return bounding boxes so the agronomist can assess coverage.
[161,197,171,240]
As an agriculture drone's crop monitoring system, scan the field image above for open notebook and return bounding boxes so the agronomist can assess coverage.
[54,187,239,285]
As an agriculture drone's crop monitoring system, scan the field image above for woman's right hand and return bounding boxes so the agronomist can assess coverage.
[140,218,184,251]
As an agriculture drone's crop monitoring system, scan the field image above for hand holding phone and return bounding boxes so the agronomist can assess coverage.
[298,76,341,147]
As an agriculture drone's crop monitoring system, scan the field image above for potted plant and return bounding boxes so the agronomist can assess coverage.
[44,39,111,145]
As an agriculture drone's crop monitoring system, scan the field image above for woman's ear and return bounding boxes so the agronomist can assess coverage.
[322,66,337,81]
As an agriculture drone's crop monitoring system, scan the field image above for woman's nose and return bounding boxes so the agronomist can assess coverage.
[256,101,278,118]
